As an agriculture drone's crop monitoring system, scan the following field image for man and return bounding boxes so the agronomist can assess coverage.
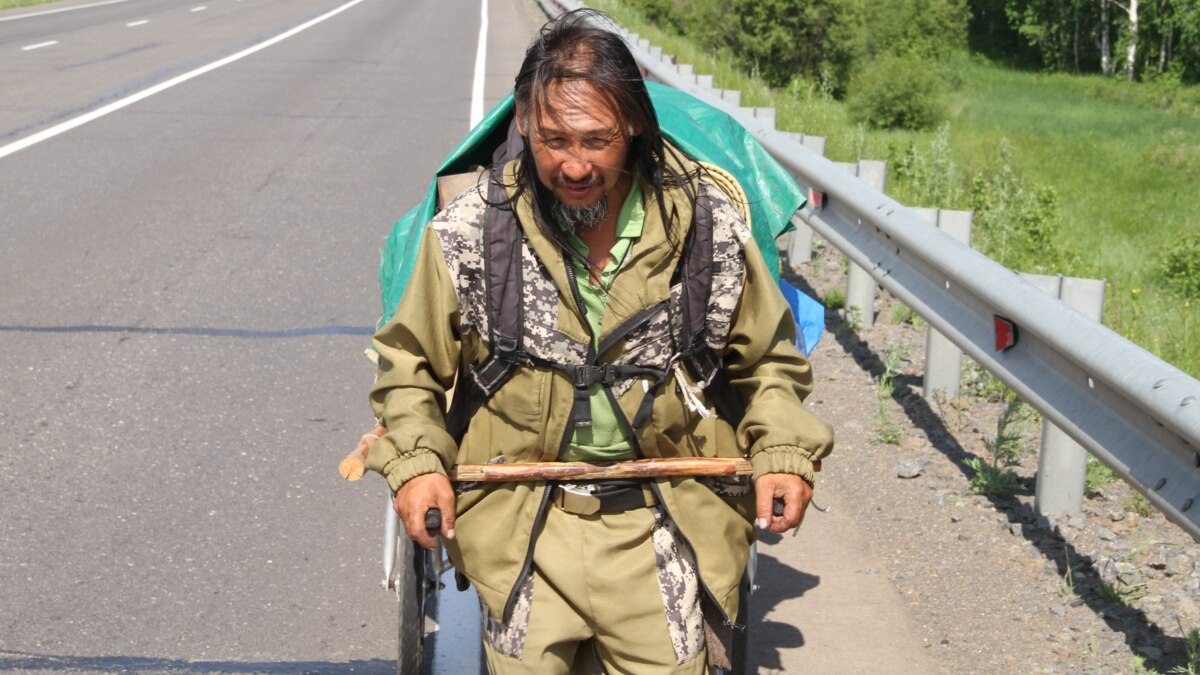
[367,8,834,673]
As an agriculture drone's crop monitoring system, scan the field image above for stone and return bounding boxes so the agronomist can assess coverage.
[1115,563,1145,588]
[1176,594,1200,621]
[896,459,927,479]
[1049,603,1067,616]
[1166,553,1194,577]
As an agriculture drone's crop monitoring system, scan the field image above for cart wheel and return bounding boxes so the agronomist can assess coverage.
[396,535,425,675]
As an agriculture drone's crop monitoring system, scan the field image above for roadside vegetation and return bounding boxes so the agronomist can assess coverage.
[593,0,1200,376]
[0,0,56,10]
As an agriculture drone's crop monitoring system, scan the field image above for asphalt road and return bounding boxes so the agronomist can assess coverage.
[0,0,543,671]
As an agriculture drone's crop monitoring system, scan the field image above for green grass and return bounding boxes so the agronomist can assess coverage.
[595,0,1200,376]
[0,0,59,10]
[936,60,1200,374]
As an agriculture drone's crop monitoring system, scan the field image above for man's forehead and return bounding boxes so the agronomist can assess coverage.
[528,81,622,134]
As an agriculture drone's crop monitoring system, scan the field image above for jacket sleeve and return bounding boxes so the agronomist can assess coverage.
[723,236,835,484]
[366,226,462,494]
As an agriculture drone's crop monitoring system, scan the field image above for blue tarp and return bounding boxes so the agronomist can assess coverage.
[378,82,822,355]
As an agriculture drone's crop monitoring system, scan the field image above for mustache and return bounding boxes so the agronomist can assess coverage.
[554,175,604,187]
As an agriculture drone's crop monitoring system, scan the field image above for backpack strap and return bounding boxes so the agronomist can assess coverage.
[445,173,525,441]
[679,184,747,427]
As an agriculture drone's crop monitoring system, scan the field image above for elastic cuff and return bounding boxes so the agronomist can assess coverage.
[383,449,446,494]
[750,446,816,484]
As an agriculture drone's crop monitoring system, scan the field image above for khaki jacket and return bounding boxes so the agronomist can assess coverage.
[367,153,834,625]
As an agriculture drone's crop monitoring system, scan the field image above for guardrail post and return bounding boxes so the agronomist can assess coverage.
[838,160,887,327]
[914,209,973,402]
[714,89,741,107]
[744,107,775,130]
[1020,274,1107,517]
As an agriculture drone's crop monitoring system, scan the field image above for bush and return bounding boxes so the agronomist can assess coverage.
[847,54,948,130]
[969,140,1076,274]
[893,122,964,208]
[1156,234,1200,299]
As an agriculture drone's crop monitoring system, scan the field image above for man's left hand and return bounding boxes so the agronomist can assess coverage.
[754,473,813,533]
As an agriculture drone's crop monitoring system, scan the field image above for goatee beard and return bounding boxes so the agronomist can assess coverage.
[553,193,609,231]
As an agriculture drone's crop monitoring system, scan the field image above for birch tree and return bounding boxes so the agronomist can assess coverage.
[1112,0,1140,79]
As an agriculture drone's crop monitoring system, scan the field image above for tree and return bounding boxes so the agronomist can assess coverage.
[865,0,970,61]
[1112,0,1141,79]
[727,0,866,92]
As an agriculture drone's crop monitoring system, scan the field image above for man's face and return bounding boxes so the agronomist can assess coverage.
[520,81,633,225]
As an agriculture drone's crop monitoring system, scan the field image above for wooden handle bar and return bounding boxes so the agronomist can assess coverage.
[341,425,822,483]
[450,457,753,483]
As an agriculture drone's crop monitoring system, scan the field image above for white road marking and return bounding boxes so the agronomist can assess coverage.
[22,40,58,51]
[469,0,487,128]
[0,0,129,23]
[0,0,369,161]
[191,6,207,12]
[126,19,149,27]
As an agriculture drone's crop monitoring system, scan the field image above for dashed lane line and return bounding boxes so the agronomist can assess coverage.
[21,40,58,50]
[0,0,369,161]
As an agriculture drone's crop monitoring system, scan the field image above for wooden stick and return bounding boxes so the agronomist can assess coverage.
[338,424,386,481]
[340,421,821,483]
[450,457,753,483]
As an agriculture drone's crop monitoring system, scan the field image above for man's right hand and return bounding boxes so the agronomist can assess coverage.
[393,472,456,550]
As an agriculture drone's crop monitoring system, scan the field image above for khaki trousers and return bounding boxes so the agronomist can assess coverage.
[481,503,709,674]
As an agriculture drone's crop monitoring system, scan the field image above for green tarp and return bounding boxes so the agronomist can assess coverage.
[378,81,806,325]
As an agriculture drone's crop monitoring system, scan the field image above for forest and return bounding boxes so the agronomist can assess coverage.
[620,0,1200,91]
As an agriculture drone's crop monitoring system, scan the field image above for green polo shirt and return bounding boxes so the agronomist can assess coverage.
[558,180,644,462]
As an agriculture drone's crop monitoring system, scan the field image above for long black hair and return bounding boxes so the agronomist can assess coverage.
[501,9,696,260]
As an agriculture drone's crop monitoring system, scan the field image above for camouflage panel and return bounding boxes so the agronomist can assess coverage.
[430,186,490,338]
[431,187,589,367]
[650,506,705,664]
[480,572,533,659]
[519,242,589,366]
[698,475,751,498]
[613,179,747,374]
[700,182,749,351]
[610,283,680,398]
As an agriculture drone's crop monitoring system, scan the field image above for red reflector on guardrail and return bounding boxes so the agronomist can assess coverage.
[807,188,825,209]
[994,316,1017,351]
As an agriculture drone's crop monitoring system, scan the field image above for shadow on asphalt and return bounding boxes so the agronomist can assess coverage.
[0,650,393,673]
[784,271,1190,671]
[746,531,819,672]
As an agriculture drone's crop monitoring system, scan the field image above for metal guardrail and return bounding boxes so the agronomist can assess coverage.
[531,0,1200,541]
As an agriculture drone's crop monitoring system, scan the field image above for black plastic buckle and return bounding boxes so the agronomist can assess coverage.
[571,364,616,388]
[571,365,592,388]
[494,336,519,354]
